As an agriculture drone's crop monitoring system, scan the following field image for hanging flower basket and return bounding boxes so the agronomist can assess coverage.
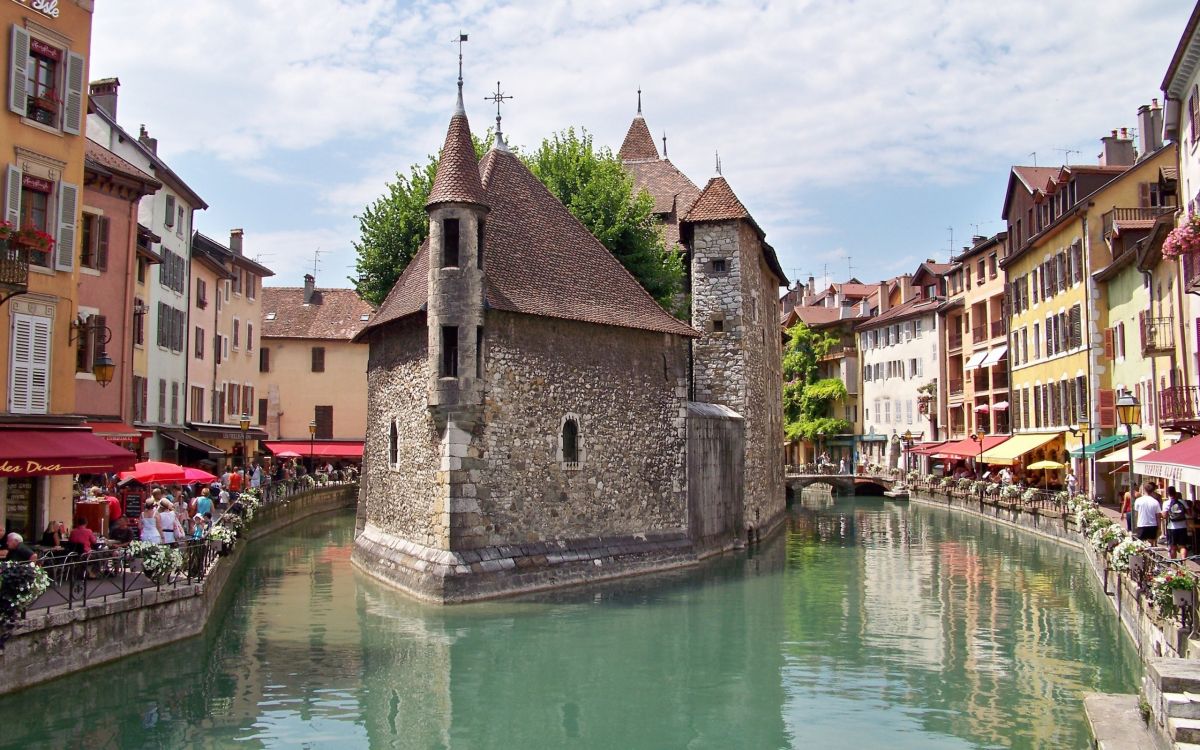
[1163,213,1200,258]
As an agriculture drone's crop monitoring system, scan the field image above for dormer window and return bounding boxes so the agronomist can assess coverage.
[442,218,460,268]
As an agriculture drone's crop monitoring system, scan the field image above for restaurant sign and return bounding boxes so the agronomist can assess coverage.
[11,0,61,19]
[0,459,112,477]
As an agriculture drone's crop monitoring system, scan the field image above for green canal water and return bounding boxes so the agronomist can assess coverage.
[0,494,1139,749]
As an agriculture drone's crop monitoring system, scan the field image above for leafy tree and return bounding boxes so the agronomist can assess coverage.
[782,323,851,444]
[352,128,685,312]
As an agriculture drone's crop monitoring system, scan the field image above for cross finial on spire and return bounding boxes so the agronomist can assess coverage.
[485,80,513,150]
[662,131,668,158]
[715,150,722,175]
[637,87,642,115]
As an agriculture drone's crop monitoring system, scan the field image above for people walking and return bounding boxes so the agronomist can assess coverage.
[1163,487,1190,559]
[157,499,180,545]
[139,499,162,544]
[1134,484,1162,542]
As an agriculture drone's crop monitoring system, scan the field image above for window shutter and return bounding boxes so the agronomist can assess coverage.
[4,164,20,225]
[96,216,109,271]
[9,315,31,413]
[8,26,29,116]
[259,346,270,373]
[61,51,85,135]
[1139,182,1152,208]
[92,314,106,364]
[1103,328,1114,359]
[1098,388,1116,429]
[55,181,78,271]
[1069,305,1081,349]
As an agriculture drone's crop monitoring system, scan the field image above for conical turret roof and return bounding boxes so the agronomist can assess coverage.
[684,176,751,223]
[426,92,487,208]
[617,115,659,162]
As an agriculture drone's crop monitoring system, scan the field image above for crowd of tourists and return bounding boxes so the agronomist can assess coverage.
[1123,481,1197,560]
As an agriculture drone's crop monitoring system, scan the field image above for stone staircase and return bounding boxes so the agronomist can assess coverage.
[1145,659,1200,749]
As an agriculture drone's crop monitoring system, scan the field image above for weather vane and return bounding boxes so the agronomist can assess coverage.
[455,32,468,92]
[485,80,513,143]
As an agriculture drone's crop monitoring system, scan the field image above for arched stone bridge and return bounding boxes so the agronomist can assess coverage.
[785,472,897,497]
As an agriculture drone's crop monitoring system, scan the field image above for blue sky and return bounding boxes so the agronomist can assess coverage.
[88,0,1193,291]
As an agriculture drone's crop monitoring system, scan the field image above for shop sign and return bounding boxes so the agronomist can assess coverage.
[0,459,110,476]
[11,0,61,19]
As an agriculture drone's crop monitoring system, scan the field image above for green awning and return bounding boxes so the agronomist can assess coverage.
[1070,432,1141,459]
[859,434,889,442]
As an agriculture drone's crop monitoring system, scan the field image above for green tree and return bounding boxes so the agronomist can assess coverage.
[782,323,851,444]
[352,128,685,312]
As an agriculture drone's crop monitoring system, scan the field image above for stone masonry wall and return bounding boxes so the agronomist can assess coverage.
[691,223,746,408]
[471,311,690,546]
[359,315,444,547]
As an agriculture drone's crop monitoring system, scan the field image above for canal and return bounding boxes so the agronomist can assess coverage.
[0,493,1139,749]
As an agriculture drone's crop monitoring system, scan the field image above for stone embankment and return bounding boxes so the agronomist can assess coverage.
[0,483,357,696]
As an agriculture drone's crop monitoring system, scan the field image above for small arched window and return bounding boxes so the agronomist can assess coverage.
[389,421,398,465]
[562,418,579,465]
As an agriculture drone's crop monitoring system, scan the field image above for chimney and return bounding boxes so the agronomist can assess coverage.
[1138,101,1164,156]
[138,124,157,155]
[229,228,243,256]
[1099,129,1135,167]
[303,274,316,304]
[89,78,119,119]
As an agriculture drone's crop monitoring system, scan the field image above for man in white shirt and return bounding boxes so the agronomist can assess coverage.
[1134,483,1163,542]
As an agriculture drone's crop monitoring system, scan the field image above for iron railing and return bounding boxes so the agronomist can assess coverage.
[972,325,986,342]
[0,240,29,296]
[949,378,963,395]
[990,320,1006,337]
[1139,312,1174,354]
[948,333,963,350]
[1159,385,1200,424]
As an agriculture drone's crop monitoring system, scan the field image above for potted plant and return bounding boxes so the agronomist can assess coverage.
[1163,213,1200,258]
[0,560,50,650]
[208,523,236,554]
[1109,537,1150,573]
[1151,568,1199,617]
[127,541,184,584]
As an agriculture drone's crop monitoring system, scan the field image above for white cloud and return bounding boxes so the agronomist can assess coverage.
[239,227,359,288]
[89,0,1192,286]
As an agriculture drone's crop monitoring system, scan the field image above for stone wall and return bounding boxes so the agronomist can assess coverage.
[0,485,357,696]
[689,221,785,536]
[358,315,443,547]
[687,402,744,551]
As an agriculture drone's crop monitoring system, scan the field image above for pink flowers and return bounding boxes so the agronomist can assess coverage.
[1163,213,1200,258]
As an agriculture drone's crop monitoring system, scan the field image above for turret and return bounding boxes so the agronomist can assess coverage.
[426,87,488,411]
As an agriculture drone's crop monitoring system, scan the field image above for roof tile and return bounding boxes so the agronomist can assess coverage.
[617,115,659,161]
[262,287,375,340]
[426,109,486,207]
[684,176,751,223]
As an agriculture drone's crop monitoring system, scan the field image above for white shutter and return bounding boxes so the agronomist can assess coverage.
[55,181,78,271]
[4,164,20,225]
[62,51,85,135]
[28,316,49,413]
[8,26,29,116]
[8,315,31,413]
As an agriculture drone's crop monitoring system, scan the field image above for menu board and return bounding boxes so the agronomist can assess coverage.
[4,479,34,538]
[124,491,143,518]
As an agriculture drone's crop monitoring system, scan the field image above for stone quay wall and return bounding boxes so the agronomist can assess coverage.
[0,484,357,696]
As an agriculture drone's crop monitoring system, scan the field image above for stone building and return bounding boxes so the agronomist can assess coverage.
[352,87,786,602]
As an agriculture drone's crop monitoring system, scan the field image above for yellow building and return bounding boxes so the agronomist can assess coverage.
[0,1,135,538]
[260,276,372,465]
[1001,137,1175,490]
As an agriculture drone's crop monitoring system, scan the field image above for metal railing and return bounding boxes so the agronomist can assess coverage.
[991,320,1005,337]
[949,378,963,395]
[0,240,29,294]
[1139,312,1174,354]
[948,333,963,350]
[1101,206,1173,238]
[910,478,1067,514]
[972,325,986,342]
[1159,385,1200,424]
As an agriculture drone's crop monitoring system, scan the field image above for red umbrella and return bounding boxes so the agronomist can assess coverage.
[118,460,187,483]
[182,467,218,483]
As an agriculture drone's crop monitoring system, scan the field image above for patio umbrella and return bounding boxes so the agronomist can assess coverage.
[118,460,187,483]
[1027,460,1064,470]
[275,450,302,458]
[182,467,218,483]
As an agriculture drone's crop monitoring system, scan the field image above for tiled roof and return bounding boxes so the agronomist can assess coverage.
[684,176,751,223]
[617,115,659,161]
[790,307,842,325]
[856,295,941,330]
[624,158,700,216]
[84,139,161,189]
[426,107,487,207]
[1011,166,1060,192]
[364,142,698,339]
[262,286,375,341]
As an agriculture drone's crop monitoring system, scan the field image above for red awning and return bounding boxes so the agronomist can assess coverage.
[264,440,363,459]
[0,427,137,477]
[85,421,142,442]
[909,441,948,455]
[1135,436,1200,486]
[934,435,1010,459]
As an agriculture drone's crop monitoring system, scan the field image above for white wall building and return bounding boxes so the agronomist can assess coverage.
[87,80,207,459]
[858,296,941,467]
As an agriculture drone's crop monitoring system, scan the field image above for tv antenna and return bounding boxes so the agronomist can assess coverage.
[310,248,324,277]
[1054,147,1080,166]
[1028,151,1037,166]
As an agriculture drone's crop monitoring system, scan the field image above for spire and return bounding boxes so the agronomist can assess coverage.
[455,32,467,115]
[637,86,642,115]
[685,176,750,224]
[618,113,659,161]
[485,80,513,153]
[662,130,668,158]
[426,83,486,208]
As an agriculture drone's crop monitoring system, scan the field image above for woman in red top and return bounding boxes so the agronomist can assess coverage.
[67,517,97,553]
[1120,490,1133,531]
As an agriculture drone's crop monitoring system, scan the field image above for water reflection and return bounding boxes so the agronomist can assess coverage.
[0,499,1138,749]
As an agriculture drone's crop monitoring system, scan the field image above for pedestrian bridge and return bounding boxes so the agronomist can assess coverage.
[785,472,897,497]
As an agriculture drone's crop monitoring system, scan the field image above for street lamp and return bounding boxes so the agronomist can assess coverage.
[1069,417,1090,496]
[902,429,914,477]
[239,413,251,470]
[309,419,317,470]
[1116,391,1142,514]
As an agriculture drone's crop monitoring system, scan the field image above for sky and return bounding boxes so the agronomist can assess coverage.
[88,0,1194,292]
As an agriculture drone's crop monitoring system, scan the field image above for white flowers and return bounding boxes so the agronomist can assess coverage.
[1109,537,1150,572]
[128,542,183,582]
[208,524,236,544]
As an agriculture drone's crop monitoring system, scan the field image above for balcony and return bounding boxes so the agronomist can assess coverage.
[949,378,963,395]
[1160,386,1200,426]
[1102,206,1173,240]
[971,325,985,342]
[0,240,30,302]
[990,319,1005,338]
[1139,312,1174,355]
[991,370,1009,390]
[948,332,963,351]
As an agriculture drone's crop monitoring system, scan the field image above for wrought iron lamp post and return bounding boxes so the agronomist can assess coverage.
[1116,391,1142,515]
[69,315,116,387]
[309,419,317,471]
